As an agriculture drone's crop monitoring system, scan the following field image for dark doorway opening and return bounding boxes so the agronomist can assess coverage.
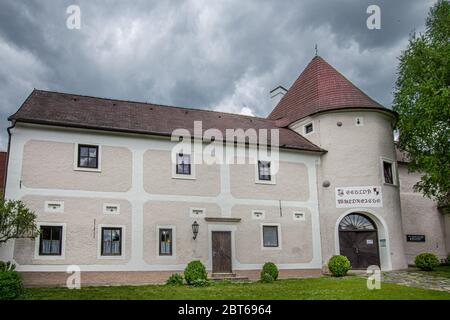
[338,213,380,269]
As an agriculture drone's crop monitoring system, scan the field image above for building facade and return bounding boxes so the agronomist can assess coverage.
[1,56,448,286]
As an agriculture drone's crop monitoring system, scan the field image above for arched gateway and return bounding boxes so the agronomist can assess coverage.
[338,213,380,269]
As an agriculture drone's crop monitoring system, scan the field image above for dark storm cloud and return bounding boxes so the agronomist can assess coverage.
[0,0,434,149]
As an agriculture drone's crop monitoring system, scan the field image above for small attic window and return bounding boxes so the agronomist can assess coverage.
[103,203,120,215]
[304,123,314,135]
[45,201,64,213]
[293,212,305,221]
[252,210,265,220]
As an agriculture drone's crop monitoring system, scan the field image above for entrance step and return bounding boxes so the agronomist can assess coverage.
[211,273,250,282]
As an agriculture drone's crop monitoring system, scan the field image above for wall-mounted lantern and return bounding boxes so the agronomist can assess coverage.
[192,221,199,240]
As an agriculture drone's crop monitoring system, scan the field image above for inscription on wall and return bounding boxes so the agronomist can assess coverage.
[406,235,426,242]
[335,186,383,208]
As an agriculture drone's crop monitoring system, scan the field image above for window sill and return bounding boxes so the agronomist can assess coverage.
[255,180,276,185]
[97,255,126,260]
[172,174,196,180]
[34,255,65,260]
[74,167,102,173]
[383,182,398,188]
[261,246,282,251]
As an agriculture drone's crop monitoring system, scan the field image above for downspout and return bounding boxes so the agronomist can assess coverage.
[3,120,16,200]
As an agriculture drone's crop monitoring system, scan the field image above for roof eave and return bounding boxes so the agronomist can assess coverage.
[12,118,326,154]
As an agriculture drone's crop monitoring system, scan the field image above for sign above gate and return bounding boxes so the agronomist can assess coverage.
[335,186,383,208]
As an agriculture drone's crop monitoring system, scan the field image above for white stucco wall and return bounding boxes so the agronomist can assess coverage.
[291,110,408,270]
[397,164,448,263]
[2,123,323,273]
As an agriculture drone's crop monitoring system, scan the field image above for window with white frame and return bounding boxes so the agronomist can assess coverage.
[262,225,279,247]
[78,144,99,169]
[101,227,122,256]
[258,161,271,181]
[159,228,173,256]
[176,153,191,175]
[382,160,395,185]
[39,225,63,256]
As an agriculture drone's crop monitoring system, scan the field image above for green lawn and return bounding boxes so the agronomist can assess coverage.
[21,276,450,300]
[410,265,450,279]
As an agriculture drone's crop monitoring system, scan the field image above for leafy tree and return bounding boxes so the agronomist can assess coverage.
[0,199,39,244]
[393,0,450,212]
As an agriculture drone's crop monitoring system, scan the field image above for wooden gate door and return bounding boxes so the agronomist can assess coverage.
[339,230,380,269]
[212,231,232,273]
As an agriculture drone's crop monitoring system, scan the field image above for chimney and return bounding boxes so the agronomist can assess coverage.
[270,86,287,108]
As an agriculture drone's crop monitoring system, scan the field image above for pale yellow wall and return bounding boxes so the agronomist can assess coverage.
[21,140,132,192]
[14,195,132,265]
[142,201,220,265]
[230,161,310,201]
[398,164,448,263]
[232,205,313,264]
[143,150,221,197]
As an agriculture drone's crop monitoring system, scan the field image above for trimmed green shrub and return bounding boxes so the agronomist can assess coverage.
[166,273,184,286]
[184,260,208,285]
[0,261,16,272]
[328,255,351,277]
[260,273,274,283]
[0,271,24,300]
[260,262,279,281]
[415,252,440,271]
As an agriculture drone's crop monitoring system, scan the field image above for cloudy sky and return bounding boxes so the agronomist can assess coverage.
[0,0,435,150]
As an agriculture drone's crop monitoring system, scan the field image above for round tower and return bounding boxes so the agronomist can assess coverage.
[269,56,407,270]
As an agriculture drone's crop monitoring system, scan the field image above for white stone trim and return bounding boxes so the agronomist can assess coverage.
[334,209,392,271]
[380,156,398,186]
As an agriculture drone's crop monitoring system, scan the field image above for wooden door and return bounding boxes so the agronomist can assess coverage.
[339,230,380,269]
[212,231,232,273]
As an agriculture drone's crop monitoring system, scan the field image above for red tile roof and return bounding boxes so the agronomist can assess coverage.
[268,56,394,124]
[10,90,324,153]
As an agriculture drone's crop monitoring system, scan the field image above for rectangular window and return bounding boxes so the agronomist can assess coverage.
[101,227,122,256]
[263,226,279,247]
[304,123,313,134]
[258,161,271,181]
[159,229,173,256]
[176,153,191,175]
[39,226,63,256]
[78,145,99,169]
[383,161,394,184]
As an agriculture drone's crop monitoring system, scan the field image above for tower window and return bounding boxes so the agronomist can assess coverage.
[304,123,314,134]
